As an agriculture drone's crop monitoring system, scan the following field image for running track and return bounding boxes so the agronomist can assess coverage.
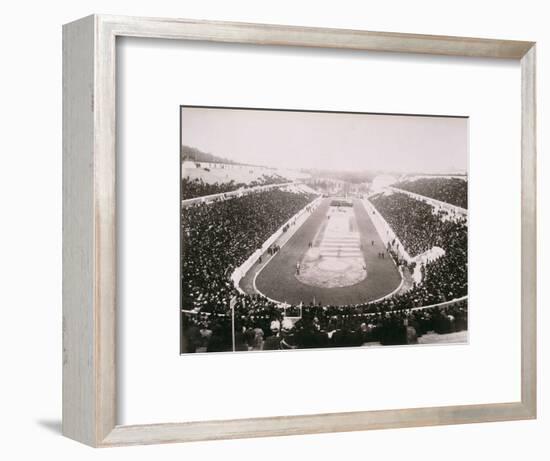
[253,198,402,306]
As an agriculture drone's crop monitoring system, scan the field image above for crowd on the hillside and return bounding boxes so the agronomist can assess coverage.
[181,174,288,200]
[394,177,468,209]
[181,178,239,199]
[181,188,316,314]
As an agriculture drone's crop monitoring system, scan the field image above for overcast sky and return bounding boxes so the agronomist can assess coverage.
[180,107,468,174]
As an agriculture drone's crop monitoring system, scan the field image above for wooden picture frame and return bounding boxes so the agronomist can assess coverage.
[62,14,537,447]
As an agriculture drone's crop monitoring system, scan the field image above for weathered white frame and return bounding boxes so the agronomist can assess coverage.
[62,14,537,447]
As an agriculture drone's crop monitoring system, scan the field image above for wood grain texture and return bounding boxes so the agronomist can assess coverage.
[520,45,537,418]
[102,402,533,446]
[101,15,533,58]
[62,15,118,447]
[95,14,118,444]
[62,14,537,447]
[62,15,97,446]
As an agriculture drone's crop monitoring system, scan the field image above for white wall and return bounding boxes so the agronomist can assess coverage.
[0,0,546,459]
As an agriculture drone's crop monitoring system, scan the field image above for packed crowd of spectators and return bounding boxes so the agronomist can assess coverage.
[181,187,468,353]
[181,188,317,314]
[296,300,467,347]
[394,177,468,209]
[181,174,289,200]
[181,299,468,352]
[183,249,467,352]
[369,191,467,304]
[369,192,467,257]
[181,178,240,199]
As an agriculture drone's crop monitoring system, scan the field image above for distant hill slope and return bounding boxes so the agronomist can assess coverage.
[181,145,238,165]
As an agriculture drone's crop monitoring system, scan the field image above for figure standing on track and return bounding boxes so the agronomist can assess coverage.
[296,261,300,275]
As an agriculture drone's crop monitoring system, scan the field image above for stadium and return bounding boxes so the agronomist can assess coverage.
[180,108,468,354]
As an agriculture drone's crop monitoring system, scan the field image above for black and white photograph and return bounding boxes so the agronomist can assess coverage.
[180,106,468,353]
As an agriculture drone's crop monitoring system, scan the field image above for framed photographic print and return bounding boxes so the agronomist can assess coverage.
[63,15,536,447]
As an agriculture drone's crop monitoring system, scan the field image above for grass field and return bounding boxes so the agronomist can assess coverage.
[254,198,402,306]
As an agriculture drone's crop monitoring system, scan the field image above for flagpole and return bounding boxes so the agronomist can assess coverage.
[230,296,236,352]
[231,307,235,352]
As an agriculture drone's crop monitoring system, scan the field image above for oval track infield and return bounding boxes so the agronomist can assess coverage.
[254,198,402,306]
